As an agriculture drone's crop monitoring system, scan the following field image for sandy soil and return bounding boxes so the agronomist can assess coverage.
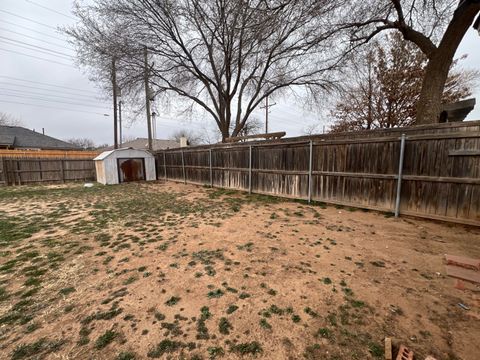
[0,182,479,360]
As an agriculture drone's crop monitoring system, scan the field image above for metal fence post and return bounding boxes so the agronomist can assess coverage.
[248,145,252,194]
[308,140,313,203]
[163,152,167,180]
[395,134,406,217]
[181,150,186,184]
[209,149,213,187]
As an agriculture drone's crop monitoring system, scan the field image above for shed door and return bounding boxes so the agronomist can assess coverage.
[118,158,145,183]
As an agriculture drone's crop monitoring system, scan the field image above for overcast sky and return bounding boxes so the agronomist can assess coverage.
[1,0,479,145]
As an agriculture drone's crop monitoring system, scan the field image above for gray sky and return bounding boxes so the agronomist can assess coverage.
[1,0,479,145]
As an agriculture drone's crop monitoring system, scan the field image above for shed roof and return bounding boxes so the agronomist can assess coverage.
[94,147,154,161]
[0,126,79,150]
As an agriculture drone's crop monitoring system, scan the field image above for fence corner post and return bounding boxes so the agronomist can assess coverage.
[60,160,65,183]
[308,140,313,203]
[209,149,213,188]
[163,152,167,181]
[181,150,186,184]
[394,134,406,217]
[248,145,252,194]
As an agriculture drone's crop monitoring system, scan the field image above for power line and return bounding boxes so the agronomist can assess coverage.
[0,40,73,62]
[25,0,77,21]
[0,93,110,110]
[1,87,107,104]
[0,37,74,59]
[0,27,73,50]
[0,76,99,94]
[0,47,75,67]
[0,9,59,30]
[0,99,109,116]
[0,93,109,109]
[2,20,67,42]
[0,83,105,100]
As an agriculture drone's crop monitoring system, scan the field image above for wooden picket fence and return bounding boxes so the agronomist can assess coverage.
[0,158,96,185]
[156,121,480,226]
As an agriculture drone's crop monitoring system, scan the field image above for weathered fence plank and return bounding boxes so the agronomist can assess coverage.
[156,121,480,226]
[0,157,96,185]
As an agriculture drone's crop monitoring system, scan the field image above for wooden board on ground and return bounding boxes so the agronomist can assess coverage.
[445,254,480,271]
[446,265,480,284]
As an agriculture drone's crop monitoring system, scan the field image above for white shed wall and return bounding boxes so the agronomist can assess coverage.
[104,157,120,185]
[145,157,156,181]
[94,148,156,185]
[95,161,107,185]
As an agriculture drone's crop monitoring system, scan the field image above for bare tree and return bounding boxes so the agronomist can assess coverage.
[67,0,345,142]
[0,112,22,126]
[65,138,97,150]
[236,116,263,137]
[170,129,205,146]
[330,34,478,133]
[341,0,480,125]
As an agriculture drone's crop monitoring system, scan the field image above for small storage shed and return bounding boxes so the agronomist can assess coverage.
[94,148,156,185]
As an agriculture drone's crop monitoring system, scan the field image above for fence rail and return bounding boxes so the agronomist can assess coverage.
[0,158,96,185]
[156,121,480,226]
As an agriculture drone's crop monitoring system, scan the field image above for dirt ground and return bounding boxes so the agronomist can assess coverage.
[0,181,479,360]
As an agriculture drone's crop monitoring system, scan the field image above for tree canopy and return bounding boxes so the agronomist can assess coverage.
[330,34,478,132]
[68,0,346,141]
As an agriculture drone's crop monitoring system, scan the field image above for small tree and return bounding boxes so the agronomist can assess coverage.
[341,0,480,124]
[0,112,22,126]
[330,34,477,133]
[65,138,96,150]
[170,130,205,146]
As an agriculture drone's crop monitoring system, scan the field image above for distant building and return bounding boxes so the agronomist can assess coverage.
[0,126,79,150]
[102,138,180,152]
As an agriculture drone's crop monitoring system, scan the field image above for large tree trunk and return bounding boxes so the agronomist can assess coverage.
[416,3,480,125]
[415,53,452,125]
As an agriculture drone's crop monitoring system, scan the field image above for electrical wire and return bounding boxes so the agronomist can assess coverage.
[0,93,110,110]
[0,37,74,59]
[2,20,67,42]
[0,47,75,67]
[0,83,105,100]
[0,76,99,94]
[25,0,77,21]
[0,9,59,30]
[0,87,108,104]
[0,99,109,116]
[0,27,73,50]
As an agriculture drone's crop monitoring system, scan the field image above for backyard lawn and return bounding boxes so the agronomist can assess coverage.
[0,182,479,360]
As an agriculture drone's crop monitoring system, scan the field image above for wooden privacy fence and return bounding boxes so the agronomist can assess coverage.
[0,149,100,159]
[0,158,96,185]
[156,121,480,226]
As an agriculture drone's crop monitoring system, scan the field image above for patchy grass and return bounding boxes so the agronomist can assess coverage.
[0,182,478,359]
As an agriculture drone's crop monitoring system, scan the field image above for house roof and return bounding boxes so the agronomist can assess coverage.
[0,126,79,150]
[102,138,180,151]
[0,134,15,146]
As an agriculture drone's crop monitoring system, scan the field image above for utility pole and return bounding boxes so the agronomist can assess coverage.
[144,46,153,152]
[260,96,276,134]
[118,99,123,147]
[112,57,119,149]
[265,96,269,134]
[151,111,157,140]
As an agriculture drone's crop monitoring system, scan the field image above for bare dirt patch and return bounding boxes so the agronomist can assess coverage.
[0,182,479,360]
